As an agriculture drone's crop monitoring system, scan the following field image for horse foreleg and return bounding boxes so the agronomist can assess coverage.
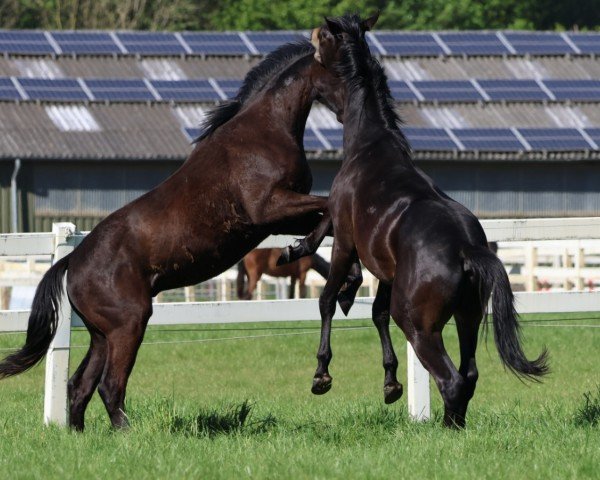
[313,240,356,395]
[277,212,332,265]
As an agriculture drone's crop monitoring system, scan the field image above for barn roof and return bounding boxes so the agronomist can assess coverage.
[0,29,599,162]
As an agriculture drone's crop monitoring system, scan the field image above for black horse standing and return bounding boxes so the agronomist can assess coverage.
[284,14,548,427]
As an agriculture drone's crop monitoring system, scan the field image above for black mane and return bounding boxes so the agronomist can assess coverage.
[195,39,314,143]
[329,14,410,152]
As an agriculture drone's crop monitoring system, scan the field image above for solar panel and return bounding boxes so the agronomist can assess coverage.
[0,78,22,100]
[184,127,201,141]
[567,33,600,54]
[438,33,509,55]
[452,128,524,151]
[543,79,600,101]
[50,32,120,54]
[150,79,220,102]
[215,79,242,99]
[583,128,600,148]
[413,80,483,101]
[373,32,443,56]
[320,128,343,150]
[403,128,458,150]
[18,78,88,101]
[477,79,550,101]
[503,32,574,55]
[245,31,308,54]
[388,80,419,101]
[304,128,326,150]
[0,31,55,54]
[518,128,591,150]
[85,79,154,101]
[116,32,186,55]
[181,32,250,55]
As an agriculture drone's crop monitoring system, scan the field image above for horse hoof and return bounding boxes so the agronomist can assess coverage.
[311,375,332,395]
[337,293,353,316]
[277,247,292,266]
[383,383,403,404]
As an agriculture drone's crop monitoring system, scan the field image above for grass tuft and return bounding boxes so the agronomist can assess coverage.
[574,385,600,427]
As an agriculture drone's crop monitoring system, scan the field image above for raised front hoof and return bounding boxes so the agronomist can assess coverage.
[311,375,333,395]
[337,291,354,316]
[383,382,403,405]
[277,247,293,266]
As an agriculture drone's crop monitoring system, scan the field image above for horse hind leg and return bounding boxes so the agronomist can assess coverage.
[453,298,484,422]
[97,310,150,429]
[372,282,402,404]
[391,291,468,428]
[68,330,107,431]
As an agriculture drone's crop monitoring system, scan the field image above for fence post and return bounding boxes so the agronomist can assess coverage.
[407,343,430,421]
[43,222,76,427]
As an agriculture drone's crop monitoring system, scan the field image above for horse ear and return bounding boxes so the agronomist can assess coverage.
[361,11,380,31]
[325,17,342,36]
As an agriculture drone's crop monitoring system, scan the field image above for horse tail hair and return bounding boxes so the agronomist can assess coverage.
[236,260,247,299]
[461,245,549,381]
[310,253,330,279]
[0,255,71,379]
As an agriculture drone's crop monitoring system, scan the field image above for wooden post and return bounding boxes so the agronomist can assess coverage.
[407,343,430,421]
[575,247,585,291]
[44,222,76,427]
[0,287,10,310]
[525,246,538,292]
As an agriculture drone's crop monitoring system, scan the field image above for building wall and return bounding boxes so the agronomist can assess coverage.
[6,159,600,233]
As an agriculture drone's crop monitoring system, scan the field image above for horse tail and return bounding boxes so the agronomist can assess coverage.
[236,260,247,299]
[0,255,71,379]
[310,253,330,279]
[461,245,549,381]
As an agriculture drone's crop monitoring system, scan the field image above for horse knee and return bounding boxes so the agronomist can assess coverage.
[319,295,336,318]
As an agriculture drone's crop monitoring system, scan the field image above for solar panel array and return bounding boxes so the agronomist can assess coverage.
[4,76,598,103]
[183,126,599,152]
[0,30,598,56]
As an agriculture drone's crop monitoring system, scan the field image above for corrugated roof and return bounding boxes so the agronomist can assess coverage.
[0,103,190,160]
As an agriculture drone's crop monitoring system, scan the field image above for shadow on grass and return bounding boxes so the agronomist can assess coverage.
[574,385,600,427]
[130,397,277,438]
[170,400,277,438]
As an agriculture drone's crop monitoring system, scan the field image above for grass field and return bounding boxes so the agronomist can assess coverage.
[0,312,598,479]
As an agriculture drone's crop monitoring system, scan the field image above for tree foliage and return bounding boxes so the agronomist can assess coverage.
[0,0,598,31]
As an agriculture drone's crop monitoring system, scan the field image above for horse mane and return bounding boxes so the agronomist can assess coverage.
[330,14,410,153]
[195,39,314,143]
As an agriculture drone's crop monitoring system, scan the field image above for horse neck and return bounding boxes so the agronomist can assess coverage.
[342,84,381,145]
[252,61,316,143]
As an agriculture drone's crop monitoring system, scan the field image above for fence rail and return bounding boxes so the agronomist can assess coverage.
[1,217,599,426]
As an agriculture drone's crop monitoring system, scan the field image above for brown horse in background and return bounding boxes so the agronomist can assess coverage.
[283,13,548,428]
[237,248,330,299]
[0,39,358,431]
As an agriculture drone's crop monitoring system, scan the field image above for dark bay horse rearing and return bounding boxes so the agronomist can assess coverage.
[285,14,549,427]
[0,40,355,430]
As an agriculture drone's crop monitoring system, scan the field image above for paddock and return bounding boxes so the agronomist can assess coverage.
[1,217,598,427]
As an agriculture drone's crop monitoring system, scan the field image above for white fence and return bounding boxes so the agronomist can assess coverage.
[1,217,600,426]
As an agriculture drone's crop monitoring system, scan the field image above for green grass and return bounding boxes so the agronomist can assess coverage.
[0,312,598,479]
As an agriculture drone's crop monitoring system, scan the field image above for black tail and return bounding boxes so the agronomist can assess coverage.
[310,253,330,279]
[236,260,247,299]
[462,245,549,381]
[0,255,70,378]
